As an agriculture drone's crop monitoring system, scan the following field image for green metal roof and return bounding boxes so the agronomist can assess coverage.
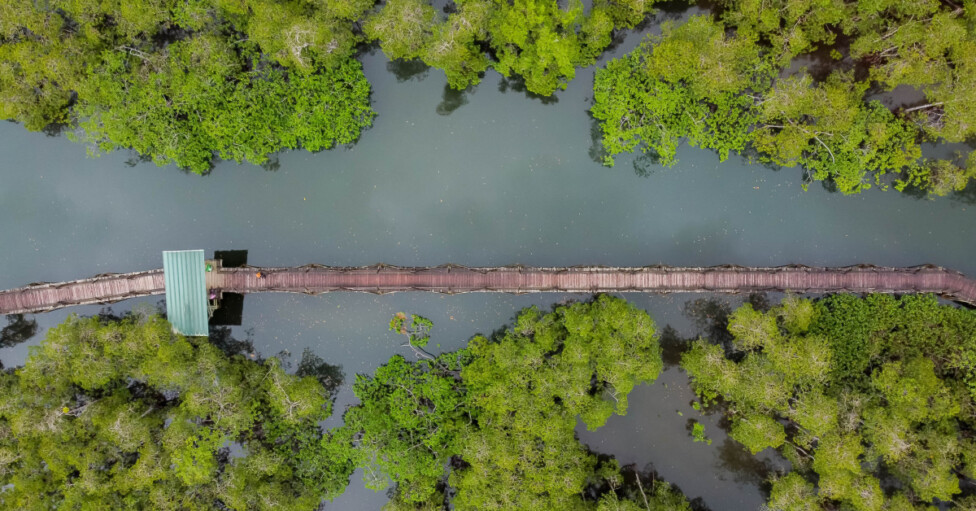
[162,250,209,337]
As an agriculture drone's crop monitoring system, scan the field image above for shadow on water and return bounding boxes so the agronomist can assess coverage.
[658,325,687,368]
[682,296,733,350]
[607,461,715,511]
[951,183,976,205]
[436,83,475,116]
[210,326,344,398]
[0,314,38,350]
[386,58,431,83]
[0,314,39,369]
[586,114,609,166]
[296,348,344,399]
[260,156,281,172]
[654,0,708,20]
[657,294,772,369]
[209,325,258,358]
[714,438,778,492]
[497,75,560,105]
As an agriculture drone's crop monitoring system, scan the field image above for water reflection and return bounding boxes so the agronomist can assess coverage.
[0,314,37,352]
[386,58,431,83]
[208,326,344,398]
[497,75,560,104]
[586,115,609,165]
[436,84,474,116]
[713,437,777,490]
[682,297,733,347]
[260,156,281,172]
[209,325,258,358]
[953,184,976,205]
[295,347,345,398]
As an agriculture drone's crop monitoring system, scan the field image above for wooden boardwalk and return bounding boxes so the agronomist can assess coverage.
[1,264,974,315]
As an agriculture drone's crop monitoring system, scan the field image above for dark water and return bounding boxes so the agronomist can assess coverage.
[1,9,974,509]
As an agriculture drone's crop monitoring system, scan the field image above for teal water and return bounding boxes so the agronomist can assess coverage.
[0,14,974,509]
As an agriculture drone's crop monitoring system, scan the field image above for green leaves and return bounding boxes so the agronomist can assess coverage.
[452,295,661,509]
[344,295,666,509]
[73,47,375,174]
[1,0,375,173]
[730,415,786,454]
[340,353,466,503]
[592,16,766,167]
[682,294,976,511]
[0,313,350,509]
[590,9,975,197]
[754,73,924,194]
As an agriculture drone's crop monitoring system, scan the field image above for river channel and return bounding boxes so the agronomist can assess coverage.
[1,10,974,509]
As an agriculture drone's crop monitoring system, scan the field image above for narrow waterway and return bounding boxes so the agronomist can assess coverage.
[0,10,973,509]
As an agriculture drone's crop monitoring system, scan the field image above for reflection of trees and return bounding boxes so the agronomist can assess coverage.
[714,437,775,492]
[386,58,430,82]
[658,325,687,368]
[208,326,257,358]
[617,463,713,511]
[208,328,344,400]
[296,348,344,399]
[497,75,559,104]
[682,293,771,354]
[683,298,733,348]
[745,292,772,312]
[0,314,38,349]
[436,84,472,115]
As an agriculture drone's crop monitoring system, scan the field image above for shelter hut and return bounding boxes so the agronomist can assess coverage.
[162,250,211,337]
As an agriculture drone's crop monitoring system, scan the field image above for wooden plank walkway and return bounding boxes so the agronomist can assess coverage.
[1,264,974,315]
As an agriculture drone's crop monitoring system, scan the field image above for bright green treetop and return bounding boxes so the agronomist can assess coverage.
[0,312,349,510]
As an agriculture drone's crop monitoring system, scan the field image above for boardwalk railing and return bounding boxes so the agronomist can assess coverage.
[1,264,974,315]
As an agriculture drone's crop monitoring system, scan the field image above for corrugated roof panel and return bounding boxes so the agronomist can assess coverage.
[162,250,209,337]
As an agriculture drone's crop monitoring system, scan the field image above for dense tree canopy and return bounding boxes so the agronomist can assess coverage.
[0,298,690,510]
[339,294,673,509]
[4,293,974,509]
[592,5,976,197]
[0,0,376,173]
[0,312,350,509]
[681,294,976,511]
[3,0,975,197]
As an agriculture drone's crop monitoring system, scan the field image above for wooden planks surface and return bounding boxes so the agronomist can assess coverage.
[1,264,974,315]
[0,270,166,315]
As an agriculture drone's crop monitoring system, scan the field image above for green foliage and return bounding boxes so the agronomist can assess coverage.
[452,295,661,509]
[681,294,976,511]
[339,353,466,503]
[73,48,374,173]
[0,312,349,510]
[366,0,440,61]
[754,72,923,194]
[390,312,434,348]
[591,7,976,197]
[810,293,976,395]
[422,0,491,90]
[730,414,786,454]
[690,420,711,445]
[592,16,766,167]
[897,152,976,197]
[1,0,374,173]
[488,0,604,95]
[597,480,692,511]
[768,472,821,511]
[344,295,669,509]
